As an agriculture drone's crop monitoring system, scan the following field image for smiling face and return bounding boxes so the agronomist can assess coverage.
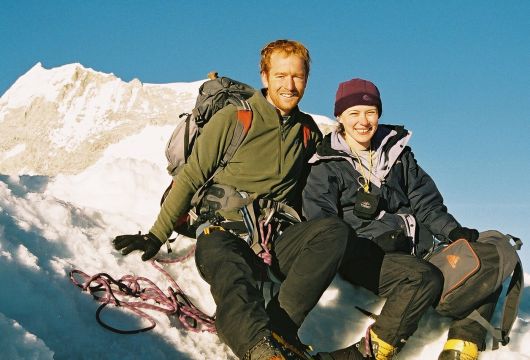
[260,52,308,116]
[338,105,379,151]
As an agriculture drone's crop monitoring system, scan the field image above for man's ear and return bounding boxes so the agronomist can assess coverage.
[260,71,269,89]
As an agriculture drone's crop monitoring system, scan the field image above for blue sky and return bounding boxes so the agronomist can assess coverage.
[1,0,529,261]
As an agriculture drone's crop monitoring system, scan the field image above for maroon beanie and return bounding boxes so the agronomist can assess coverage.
[334,78,382,117]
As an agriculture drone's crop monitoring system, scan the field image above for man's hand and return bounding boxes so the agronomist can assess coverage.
[112,232,162,261]
[448,227,479,243]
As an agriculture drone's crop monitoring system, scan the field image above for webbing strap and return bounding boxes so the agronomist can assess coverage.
[508,234,523,250]
[500,260,523,344]
[496,234,524,348]
[184,113,192,160]
[467,310,503,350]
[243,201,260,251]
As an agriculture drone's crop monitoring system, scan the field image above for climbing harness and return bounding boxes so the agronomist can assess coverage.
[197,185,302,268]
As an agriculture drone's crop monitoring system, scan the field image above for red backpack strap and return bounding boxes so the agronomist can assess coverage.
[215,104,252,170]
[237,109,252,135]
[190,106,253,207]
[302,123,311,148]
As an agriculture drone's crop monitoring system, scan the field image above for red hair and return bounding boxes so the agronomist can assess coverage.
[260,39,311,77]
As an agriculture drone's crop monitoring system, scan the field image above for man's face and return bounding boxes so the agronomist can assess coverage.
[261,52,307,116]
[338,105,379,151]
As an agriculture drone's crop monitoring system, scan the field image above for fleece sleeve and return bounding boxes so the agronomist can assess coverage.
[149,108,237,242]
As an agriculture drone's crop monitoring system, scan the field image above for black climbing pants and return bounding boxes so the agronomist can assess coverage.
[195,216,350,358]
[339,237,444,348]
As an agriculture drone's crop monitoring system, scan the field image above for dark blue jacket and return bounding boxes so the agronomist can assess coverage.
[302,124,460,257]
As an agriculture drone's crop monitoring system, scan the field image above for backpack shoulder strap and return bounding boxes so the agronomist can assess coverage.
[302,123,311,148]
[466,258,523,350]
[466,310,502,349]
[191,100,252,206]
[219,100,252,167]
[467,234,524,350]
[498,254,524,348]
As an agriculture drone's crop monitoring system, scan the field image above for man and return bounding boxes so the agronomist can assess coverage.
[113,40,350,360]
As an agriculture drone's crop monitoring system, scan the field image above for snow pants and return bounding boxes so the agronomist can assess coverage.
[195,216,350,359]
[339,237,443,348]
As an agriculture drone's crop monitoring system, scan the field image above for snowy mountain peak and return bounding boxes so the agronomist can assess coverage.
[0,63,202,175]
[1,62,113,109]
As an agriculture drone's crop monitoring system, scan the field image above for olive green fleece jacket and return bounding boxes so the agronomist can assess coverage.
[150,90,322,243]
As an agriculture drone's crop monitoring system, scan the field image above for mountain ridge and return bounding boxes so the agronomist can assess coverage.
[0,63,201,175]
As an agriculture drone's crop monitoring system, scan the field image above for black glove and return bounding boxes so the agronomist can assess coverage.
[372,229,412,254]
[448,227,479,243]
[112,232,162,261]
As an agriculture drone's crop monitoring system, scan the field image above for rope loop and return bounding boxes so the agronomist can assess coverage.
[69,245,216,334]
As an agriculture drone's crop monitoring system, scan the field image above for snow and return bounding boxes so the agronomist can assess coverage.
[0,66,528,359]
[1,143,26,161]
[0,313,54,360]
[1,126,529,360]
[0,62,201,176]
[0,62,77,108]
[145,79,207,93]
[309,113,337,126]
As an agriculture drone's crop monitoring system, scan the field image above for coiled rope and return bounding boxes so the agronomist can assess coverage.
[69,244,216,334]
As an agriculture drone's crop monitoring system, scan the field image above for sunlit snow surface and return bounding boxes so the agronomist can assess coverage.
[0,64,528,359]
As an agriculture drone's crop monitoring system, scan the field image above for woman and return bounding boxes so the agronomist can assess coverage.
[303,78,494,360]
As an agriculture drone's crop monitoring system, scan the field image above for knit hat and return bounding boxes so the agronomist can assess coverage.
[334,78,382,117]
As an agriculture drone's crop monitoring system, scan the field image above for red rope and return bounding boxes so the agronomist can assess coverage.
[70,245,216,334]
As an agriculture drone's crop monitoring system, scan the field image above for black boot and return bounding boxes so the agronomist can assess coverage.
[244,335,288,360]
[244,333,313,360]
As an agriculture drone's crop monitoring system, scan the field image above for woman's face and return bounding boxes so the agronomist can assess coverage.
[338,105,379,151]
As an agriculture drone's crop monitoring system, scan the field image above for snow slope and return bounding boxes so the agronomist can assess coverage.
[0,63,528,359]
